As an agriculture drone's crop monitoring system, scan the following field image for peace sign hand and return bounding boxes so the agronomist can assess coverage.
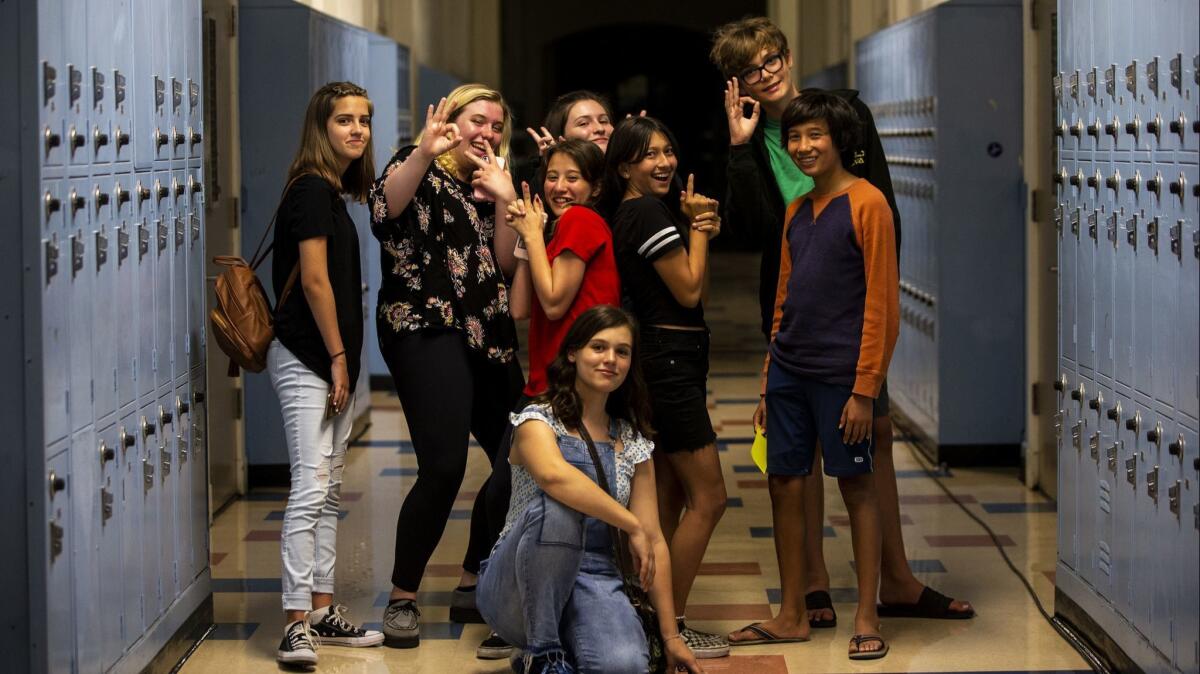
[418,97,462,159]
[724,78,760,146]
[505,181,548,241]
[527,126,560,156]
[467,142,517,202]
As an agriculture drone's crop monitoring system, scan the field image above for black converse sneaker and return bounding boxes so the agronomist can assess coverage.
[678,618,730,659]
[475,631,514,659]
[277,619,318,668]
[309,603,384,647]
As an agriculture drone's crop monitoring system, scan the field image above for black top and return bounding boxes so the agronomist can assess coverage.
[369,146,518,362]
[723,88,901,339]
[611,196,705,329]
[272,174,364,391]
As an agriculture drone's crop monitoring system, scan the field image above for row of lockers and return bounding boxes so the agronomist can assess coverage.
[855,0,1025,458]
[39,0,204,176]
[28,0,213,672]
[1054,1,1199,672]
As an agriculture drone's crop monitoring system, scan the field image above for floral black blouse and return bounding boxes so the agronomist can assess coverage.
[369,146,517,363]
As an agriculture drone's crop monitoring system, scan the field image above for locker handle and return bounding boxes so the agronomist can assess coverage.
[1146,423,1162,445]
[44,191,61,221]
[68,190,86,218]
[1146,173,1162,195]
[1054,121,1066,138]
[1124,173,1141,194]
[1146,115,1162,142]
[1086,174,1099,189]
[99,440,115,466]
[1168,436,1184,458]
[140,415,156,438]
[1168,113,1187,140]
[114,183,130,208]
[1168,174,1187,200]
[68,125,85,155]
[1052,377,1065,392]
[48,470,66,499]
[154,180,168,202]
[177,397,190,417]
[1087,395,1101,411]
[1124,411,1141,432]
[1104,172,1120,191]
[119,426,135,451]
[93,126,109,154]
[1086,119,1101,139]
[136,181,151,204]
[173,179,185,198]
[155,129,168,151]
[172,129,186,149]
[190,130,202,148]
[159,404,173,427]
[1070,390,1082,401]
[114,127,130,150]
[1105,403,1120,422]
[193,391,205,405]
[1104,117,1120,139]
[1124,115,1141,141]
[44,127,61,157]
[92,185,110,214]
[1068,120,1083,138]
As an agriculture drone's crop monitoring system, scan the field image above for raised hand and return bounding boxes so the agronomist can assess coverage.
[417,97,462,158]
[690,204,721,240]
[505,181,547,241]
[527,126,558,156]
[468,141,517,202]
[679,174,714,221]
[725,78,760,146]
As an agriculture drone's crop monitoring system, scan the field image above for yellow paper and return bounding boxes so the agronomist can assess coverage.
[751,427,768,474]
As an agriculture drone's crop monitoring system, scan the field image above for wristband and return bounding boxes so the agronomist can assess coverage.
[329,350,346,360]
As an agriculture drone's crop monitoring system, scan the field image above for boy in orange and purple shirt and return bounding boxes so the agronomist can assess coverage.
[739,91,898,660]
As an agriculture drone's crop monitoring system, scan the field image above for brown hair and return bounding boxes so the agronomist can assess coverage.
[709,16,789,77]
[286,81,375,202]
[540,139,605,206]
[542,90,614,140]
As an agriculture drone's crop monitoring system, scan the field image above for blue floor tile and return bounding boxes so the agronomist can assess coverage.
[732,464,760,473]
[726,497,744,508]
[714,398,763,405]
[982,502,1057,513]
[850,559,947,573]
[209,623,260,640]
[242,492,288,502]
[349,439,403,448]
[766,587,858,604]
[380,467,419,477]
[212,578,282,593]
[894,467,952,478]
[447,509,472,520]
[265,510,349,521]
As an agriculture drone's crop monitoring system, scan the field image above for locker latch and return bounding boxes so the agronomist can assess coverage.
[1054,205,1063,234]
[1106,212,1119,245]
[156,219,167,254]
[1125,214,1138,248]
[1104,64,1116,99]
[1125,455,1137,487]
[49,521,64,563]
[1070,69,1080,100]
[172,78,183,112]
[1089,432,1100,462]
[1053,73,1062,101]
[42,61,56,106]
[1169,54,1182,94]
[143,458,154,491]
[1147,217,1159,253]
[68,65,81,107]
[1072,421,1083,453]
[101,488,113,524]
[1124,60,1138,97]
[1086,68,1097,99]
[91,67,104,108]
[44,235,59,284]
[1106,443,1119,472]
[94,226,108,271]
[70,232,84,278]
[117,225,130,265]
[137,222,149,260]
[189,79,199,110]
[154,76,165,110]
[1169,221,1182,258]
[1054,411,1063,443]
[1145,57,1159,97]
[1146,466,1159,503]
[174,217,184,250]
[114,70,126,107]
[178,434,188,463]
[190,213,201,243]
[161,446,171,478]
[1070,208,1081,237]
[1193,230,1198,259]
[1167,481,1180,517]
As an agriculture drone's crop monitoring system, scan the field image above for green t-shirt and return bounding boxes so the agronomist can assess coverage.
[762,117,814,206]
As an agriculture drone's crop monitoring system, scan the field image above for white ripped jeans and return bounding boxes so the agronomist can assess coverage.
[267,339,352,612]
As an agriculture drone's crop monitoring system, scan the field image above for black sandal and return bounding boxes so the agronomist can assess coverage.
[804,590,837,629]
[877,586,975,619]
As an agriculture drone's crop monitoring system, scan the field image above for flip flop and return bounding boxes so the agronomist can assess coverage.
[728,622,810,646]
[804,590,837,628]
[848,634,889,660]
[877,586,975,619]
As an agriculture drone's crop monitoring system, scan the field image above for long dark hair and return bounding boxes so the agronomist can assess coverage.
[542,90,614,140]
[536,305,653,439]
[539,138,605,207]
[598,116,685,222]
[287,81,376,201]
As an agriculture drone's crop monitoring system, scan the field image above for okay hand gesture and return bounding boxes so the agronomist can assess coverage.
[418,97,462,159]
[724,78,760,146]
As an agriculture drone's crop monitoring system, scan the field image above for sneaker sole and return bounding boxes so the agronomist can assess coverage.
[449,606,486,624]
[384,633,420,649]
[276,651,318,668]
[317,633,386,647]
[476,645,514,660]
[691,645,732,659]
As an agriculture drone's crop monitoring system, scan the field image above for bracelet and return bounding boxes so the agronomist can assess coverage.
[329,350,346,360]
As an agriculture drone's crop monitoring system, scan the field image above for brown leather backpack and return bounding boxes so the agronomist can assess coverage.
[209,179,300,376]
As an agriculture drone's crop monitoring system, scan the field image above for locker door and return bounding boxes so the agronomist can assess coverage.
[172,170,188,384]
[1110,391,1139,619]
[109,0,134,166]
[1138,414,1174,655]
[1149,417,1180,662]
[39,0,66,171]
[1056,367,1078,571]
[135,175,156,400]
[95,425,124,671]
[1131,163,1156,401]
[1175,424,1199,673]
[1151,185,1179,415]
[1094,201,1115,381]
[1073,377,1098,586]
[1061,204,1078,365]
[157,395,181,605]
[1113,201,1136,388]
[67,179,93,432]
[114,176,137,410]
[85,0,113,167]
[173,383,194,588]
[187,171,205,371]
[1175,165,1198,423]
[92,176,119,426]
[154,170,173,390]
[168,0,188,162]
[131,0,168,168]
[185,0,204,161]
[46,449,75,674]
[63,0,90,175]
[117,414,145,646]
[1077,202,1098,373]
[189,370,209,578]
[1128,401,1157,637]
[138,401,163,622]
[1090,383,1116,600]
[43,179,70,446]
[70,427,102,674]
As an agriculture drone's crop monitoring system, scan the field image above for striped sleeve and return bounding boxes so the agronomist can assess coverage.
[849,182,900,398]
[628,197,684,262]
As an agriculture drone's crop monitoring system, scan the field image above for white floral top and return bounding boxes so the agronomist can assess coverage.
[369,146,517,362]
[497,404,655,543]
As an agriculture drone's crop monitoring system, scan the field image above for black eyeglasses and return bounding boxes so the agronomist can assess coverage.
[738,52,786,85]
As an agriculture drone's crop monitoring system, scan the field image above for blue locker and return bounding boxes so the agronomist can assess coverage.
[1176,424,1199,673]
[1112,195,1135,389]
[172,170,188,383]
[42,178,70,446]
[1078,202,1097,372]
[94,424,125,671]
[153,170,173,389]
[109,0,134,166]
[92,175,119,425]
[155,393,180,606]
[188,367,208,578]
[1056,369,1079,571]
[1149,415,1179,662]
[115,174,138,410]
[135,173,156,399]
[1110,390,1138,618]
[1061,204,1078,364]
[1094,204,1115,380]
[1090,382,1117,600]
[70,426,102,674]
[67,178,93,432]
[172,382,194,589]
[1130,170,1156,401]
[187,171,205,372]
[117,414,145,646]
[39,0,66,172]
[1126,398,1156,634]
[63,0,90,177]
[138,400,163,623]
[131,0,168,168]
[1151,181,1179,415]
[84,0,113,168]
[1176,164,1199,424]
[185,0,203,161]
[46,448,76,674]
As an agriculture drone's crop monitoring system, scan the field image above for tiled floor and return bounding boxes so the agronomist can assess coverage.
[183,254,1092,673]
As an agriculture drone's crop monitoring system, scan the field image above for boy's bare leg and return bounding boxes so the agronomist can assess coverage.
[803,451,834,624]
[838,473,884,655]
[655,452,685,546]
[665,445,728,613]
[873,418,973,613]
[728,474,811,642]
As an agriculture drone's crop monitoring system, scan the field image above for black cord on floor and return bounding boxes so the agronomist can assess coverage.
[901,438,1111,674]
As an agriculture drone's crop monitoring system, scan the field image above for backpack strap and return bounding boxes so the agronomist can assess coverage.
[249,175,305,270]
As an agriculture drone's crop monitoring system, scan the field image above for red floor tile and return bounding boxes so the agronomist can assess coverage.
[737,479,768,489]
[424,564,465,577]
[924,534,1015,547]
[699,655,788,673]
[243,530,281,542]
[697,562,762,575]
[341,491,363,502]
[898,493,978,505]
[686,604,773,620]
[456,490,478,501]
[211,553,228,566]
[1044,570,1056,583]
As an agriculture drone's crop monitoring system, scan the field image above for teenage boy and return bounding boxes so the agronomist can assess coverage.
[710,16,973,629]
[745,91,897,659]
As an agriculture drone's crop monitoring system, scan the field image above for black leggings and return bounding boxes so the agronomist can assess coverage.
[381,329,523,591]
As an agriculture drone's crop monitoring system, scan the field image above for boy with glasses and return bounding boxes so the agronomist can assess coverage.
[708,15,974,641]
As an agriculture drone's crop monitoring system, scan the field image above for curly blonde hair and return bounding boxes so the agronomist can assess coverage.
[414,83,512,177]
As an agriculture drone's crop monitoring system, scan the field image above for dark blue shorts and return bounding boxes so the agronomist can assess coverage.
[764,361,874,477]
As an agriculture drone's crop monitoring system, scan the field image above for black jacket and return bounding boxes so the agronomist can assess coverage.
[723,88,902,339]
